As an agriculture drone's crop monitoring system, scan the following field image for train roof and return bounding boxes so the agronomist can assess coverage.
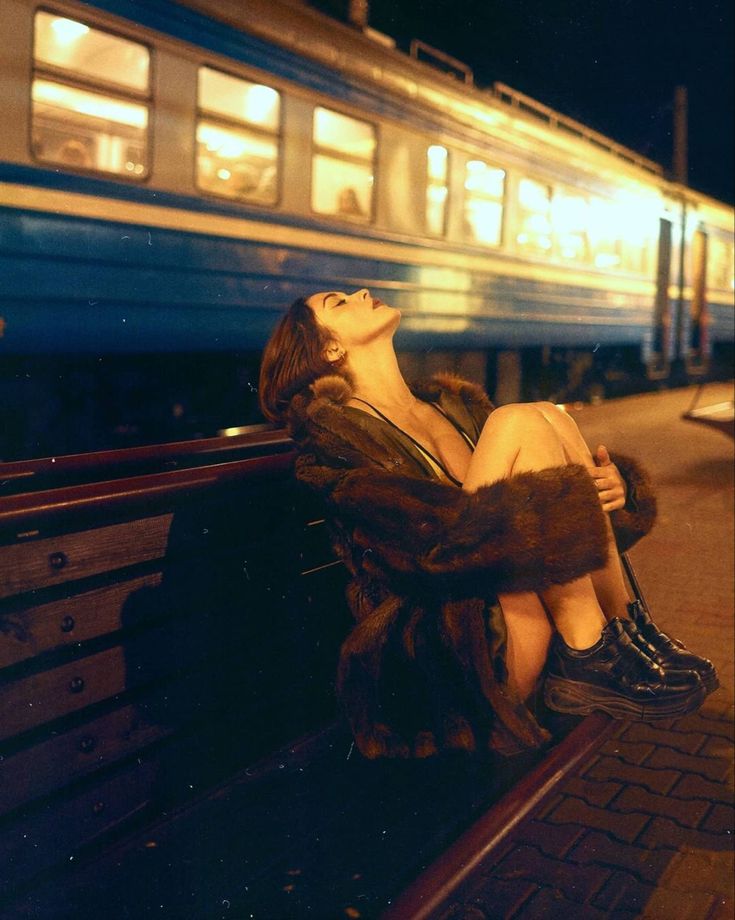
[174,0,671,188]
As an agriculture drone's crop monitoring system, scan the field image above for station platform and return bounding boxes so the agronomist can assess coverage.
[408,382,734,920]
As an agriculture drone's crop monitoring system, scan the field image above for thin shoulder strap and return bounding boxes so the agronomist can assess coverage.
[350,396,463,487]
[429,399,478,449]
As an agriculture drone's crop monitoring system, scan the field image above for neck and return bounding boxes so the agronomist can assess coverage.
[346,340,414,409]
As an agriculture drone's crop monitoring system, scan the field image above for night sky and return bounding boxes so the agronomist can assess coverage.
[311,0,734,206]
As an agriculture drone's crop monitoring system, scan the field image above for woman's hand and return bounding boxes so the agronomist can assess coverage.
[590,445,627,512]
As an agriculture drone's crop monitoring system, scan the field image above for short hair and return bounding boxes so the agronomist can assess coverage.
[258,296,342,424]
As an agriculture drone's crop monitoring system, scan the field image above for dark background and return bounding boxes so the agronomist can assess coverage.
[310,0,734,206]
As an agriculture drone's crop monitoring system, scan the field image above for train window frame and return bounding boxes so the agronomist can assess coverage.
[309,105,377,223]
[30,8,153,182]
[195,64,283,208]
[425,144,451,238]
[461,156,506,248]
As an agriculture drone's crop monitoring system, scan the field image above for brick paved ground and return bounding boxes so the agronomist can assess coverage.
[438,383,734,920]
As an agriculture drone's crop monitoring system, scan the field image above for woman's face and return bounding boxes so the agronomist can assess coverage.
[307,288,400,352]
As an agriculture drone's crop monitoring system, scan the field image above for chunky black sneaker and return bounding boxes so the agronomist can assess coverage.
[622,619,703,688]
[627,600,719,694]
[544,618,706,720]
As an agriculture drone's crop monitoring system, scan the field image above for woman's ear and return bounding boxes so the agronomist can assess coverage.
[324,340,346,364]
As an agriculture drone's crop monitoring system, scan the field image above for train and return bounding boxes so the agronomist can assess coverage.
[1,0,733,460]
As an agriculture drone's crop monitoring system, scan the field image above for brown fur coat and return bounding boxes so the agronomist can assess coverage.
[288,373,657,758]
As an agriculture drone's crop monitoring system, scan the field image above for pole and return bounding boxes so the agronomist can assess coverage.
[673,85,688,185]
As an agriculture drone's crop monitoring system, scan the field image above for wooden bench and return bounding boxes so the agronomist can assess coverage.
[0,433,615,918]
[0,431,354,900]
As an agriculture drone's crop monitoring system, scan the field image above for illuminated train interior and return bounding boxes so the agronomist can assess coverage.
[0,0,733,460]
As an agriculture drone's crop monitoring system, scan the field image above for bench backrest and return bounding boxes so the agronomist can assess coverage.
[0,431,352,895]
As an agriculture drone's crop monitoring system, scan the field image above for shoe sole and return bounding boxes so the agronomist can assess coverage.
[544,676,706,720]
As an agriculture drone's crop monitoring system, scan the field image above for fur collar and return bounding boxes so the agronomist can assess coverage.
[308,372,492,414]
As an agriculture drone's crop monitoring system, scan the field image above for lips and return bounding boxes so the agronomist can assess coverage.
[372,298,383,308]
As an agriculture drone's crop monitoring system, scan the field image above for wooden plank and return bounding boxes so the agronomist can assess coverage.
[0,572,165,668]
[0,698,169,816]
[0,611,221,741]
[0,516,172,599]
[0,759,157,898]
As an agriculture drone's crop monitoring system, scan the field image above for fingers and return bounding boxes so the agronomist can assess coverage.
[601,496,626,512]
[595,444,611,466]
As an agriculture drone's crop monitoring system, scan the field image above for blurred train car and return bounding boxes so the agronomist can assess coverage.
[1,0,733,459]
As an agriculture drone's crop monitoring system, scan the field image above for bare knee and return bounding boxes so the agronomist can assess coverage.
[487,402,550,431]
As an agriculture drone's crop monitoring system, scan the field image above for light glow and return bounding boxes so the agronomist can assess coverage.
[50,17,89,44]
[32,79,148,128]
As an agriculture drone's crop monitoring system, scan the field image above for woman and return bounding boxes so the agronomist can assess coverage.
[259,289,716,758]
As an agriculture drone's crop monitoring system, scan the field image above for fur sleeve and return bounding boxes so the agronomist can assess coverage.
[298,457,609,594]
[608,451,657,552]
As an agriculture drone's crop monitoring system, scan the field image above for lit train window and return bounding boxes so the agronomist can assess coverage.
[426,145,449,235]
[31,13,150,177]
[196,67,280,205]
[552,192,589,262]
[463,160,504,246]
[311,107,375,220]
[707,235,735,291]
[589,199,623,269]
[516,178,552,256]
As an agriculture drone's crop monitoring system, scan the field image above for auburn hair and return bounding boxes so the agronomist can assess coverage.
[258,297,344,423]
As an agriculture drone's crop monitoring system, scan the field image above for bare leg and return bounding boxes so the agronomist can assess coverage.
[463,404,607,698]
[533,402,631,621]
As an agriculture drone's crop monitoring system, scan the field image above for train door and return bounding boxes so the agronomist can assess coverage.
[685,228,709,372]
[648,217,673,377]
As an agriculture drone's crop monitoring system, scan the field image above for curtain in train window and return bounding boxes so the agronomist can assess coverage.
[426,145,449,236]
[197,68,280,204]
[516,178,552,256]
[311,107,375,220]
[463,160,504,246]
[31,12,150,177]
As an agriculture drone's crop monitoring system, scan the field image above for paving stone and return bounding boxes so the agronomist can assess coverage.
[639,816,734,851]
[545,797,650,844]
[670,772,734,802]
[567,830,677,884]
[619,721,708,754]
[639,886,716,919]
[517,885,619,919]
[645,747,733,783]
[593,869,656,913]
[597,738,655,765]
[701,802,735,835]
[462,878,538,919]
[562,777,622,808]
[612,786,709,827]
[660,849,735,897]
[582,755,681,794]
[511,819,585,860]
[699,733,735,761]
[673,711,735,741]
[493,845,611,902]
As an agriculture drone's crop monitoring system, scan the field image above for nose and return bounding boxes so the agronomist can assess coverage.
[354,288,369,300]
